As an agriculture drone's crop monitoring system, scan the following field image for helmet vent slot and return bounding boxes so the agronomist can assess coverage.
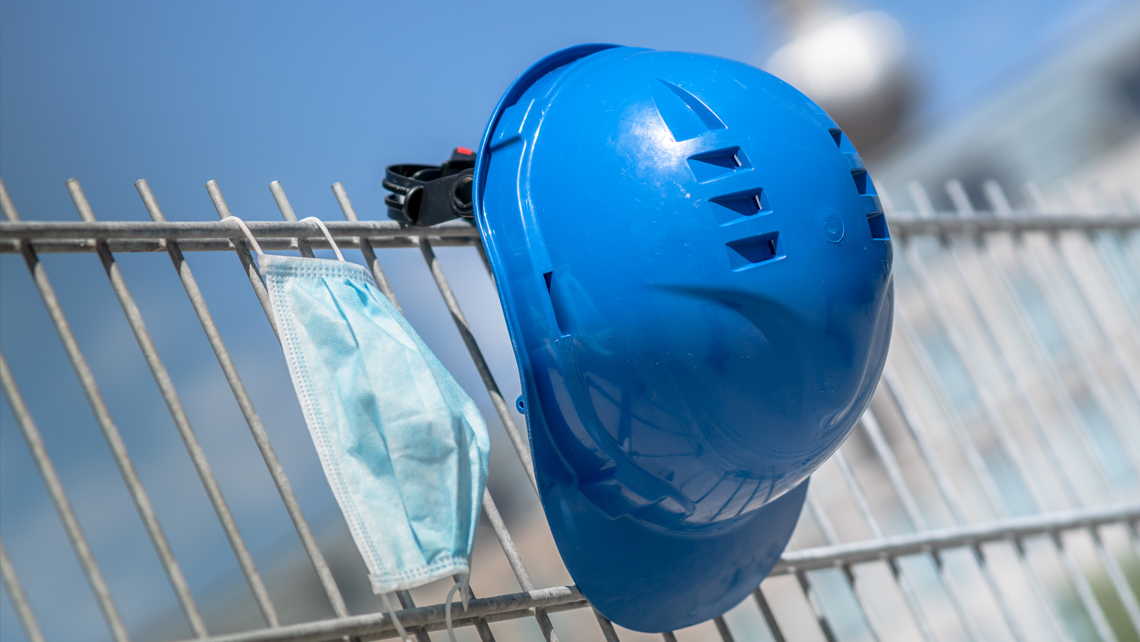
[726,232,784,270]
[866,211,890,241]
[710,188,768,224]
[651,79,727,141]
[829,127,857,153]
[543,270,573,337]
[851,169,870,195]
[688,147,748,183]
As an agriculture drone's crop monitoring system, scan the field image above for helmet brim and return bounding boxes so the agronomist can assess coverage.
[532,414,808,632]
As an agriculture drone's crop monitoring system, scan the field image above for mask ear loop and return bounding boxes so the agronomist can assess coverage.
[300,216,345,262]
[378,592,410,642]
[226,216,265,257]
[444,574,472,642]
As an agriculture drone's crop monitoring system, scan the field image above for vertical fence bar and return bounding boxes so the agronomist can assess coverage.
[1019,186,1140,424]
[982,183,1140,475]
[264,181,368,623]
[830,450,939,641]
[0,347,129,642]
[5,179,207,637]
[318,188,538,640]
[322,182,433,642]
[1036,185,1140,398]
[417,238,537,493]
[901,182,1108,641]
[205,180,278,335]
[859,410,986,641]
[479,490,561,642]
[269,181,315,258]
[712,615,736,642]
[0,537,46,642]
[75,179,278,628]
[202,179,351,620]
[330,182,401,311]
[880,368,1033,642]
[793,567,840,642]
[752,587,787,642]
[941,188,1126,498]
[948,182,1140,636]
[805,494,883,641]
[323,182,446,642]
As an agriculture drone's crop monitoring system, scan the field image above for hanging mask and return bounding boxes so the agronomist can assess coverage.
[228,216,490,632]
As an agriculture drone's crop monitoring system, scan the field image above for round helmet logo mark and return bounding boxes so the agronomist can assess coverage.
[820,210,845,243]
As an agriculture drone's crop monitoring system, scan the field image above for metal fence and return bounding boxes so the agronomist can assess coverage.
[0,175,1138,642]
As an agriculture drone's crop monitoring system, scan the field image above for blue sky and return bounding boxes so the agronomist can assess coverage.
[0,1,1130,641]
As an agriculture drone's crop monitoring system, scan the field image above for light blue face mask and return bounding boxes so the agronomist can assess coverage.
[229,217,489,640]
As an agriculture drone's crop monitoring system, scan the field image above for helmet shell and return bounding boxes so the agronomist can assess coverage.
[474,44,893,631]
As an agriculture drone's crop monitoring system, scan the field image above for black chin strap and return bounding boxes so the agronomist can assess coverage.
[383,148,476,226]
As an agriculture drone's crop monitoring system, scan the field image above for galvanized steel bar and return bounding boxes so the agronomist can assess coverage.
[6,179,207,637]
[180,586,585,642]
[331,182,402,312]
[980,184,1140,497]
[793,567,839,642]
[335,217,550,641]
[148,502,1140,642]
[137,181,354,628]
[712,615,735,642]
[0,219,481,240]
[1029,184,1140,397]
[450,578,497,642]
[941,206,1127,498]
[1013,185,1140,426]
[202,179,351,620]
[943,181,1097,507]
[207,180,279,336]
[261,181,359,622]
[805,493,884,641]
[0,537,46,642]
[269,181,315,258]
[832,450,938,641]
[879,368,1033,641]
[1,214,1134,243]
[324,181,432,642]
[774,502,1140,574]
[898,185,1091,640]
[593,612,621,642]
[82,178,278,628]
[899,190,1050,512]
[859,411,985,641]
[418,238,538,494]
[0,237,474,254]
[0,350,130,642]
[947,182,1140,636]
[752,587,787,642]
[479,490,561,642]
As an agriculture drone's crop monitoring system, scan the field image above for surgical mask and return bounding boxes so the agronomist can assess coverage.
[229,217,489,640]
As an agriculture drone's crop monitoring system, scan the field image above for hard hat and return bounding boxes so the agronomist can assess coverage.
[390,43,894,633]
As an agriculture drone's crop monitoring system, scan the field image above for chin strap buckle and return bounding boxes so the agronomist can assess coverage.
[383,147,476,227]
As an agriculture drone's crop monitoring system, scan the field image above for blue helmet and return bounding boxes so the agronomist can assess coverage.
[472,44,893,632]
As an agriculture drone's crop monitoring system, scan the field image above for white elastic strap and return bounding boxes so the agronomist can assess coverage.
[444,574,472,642]
[226,216,264,256]
[301,216,345,262]
[378,592,410,642]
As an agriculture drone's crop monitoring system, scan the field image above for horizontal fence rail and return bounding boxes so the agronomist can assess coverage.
[1,176,1138,642]
[1,214,1137,255]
